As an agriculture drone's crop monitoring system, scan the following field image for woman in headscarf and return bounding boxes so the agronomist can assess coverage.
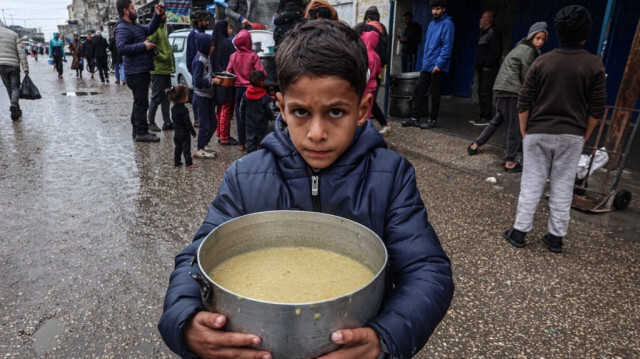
[213,20,238,145]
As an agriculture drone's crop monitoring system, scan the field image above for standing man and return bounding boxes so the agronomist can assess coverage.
[226,0,256,34]
[109,35,125,85]
[93,30,110,84]
[470,10,502,126]
[115,0,164,143]
[398,12,422,73]
[186,10,210,127]
[0,22,29,121]
[49,32,65,79]
[147,13,175,132]
[83,33,95,79]
[402,0,454,129]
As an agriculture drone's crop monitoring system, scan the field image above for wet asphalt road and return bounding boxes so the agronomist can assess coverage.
[1,58,638,358]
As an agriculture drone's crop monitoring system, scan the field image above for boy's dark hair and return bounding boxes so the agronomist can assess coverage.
[249,70,266,87]
[276,19,367,99]
[316,7,332,19]
[165,85,189,104]
[117,0,132,17]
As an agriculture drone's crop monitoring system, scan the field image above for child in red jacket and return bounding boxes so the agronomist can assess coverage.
[226,30,265,151]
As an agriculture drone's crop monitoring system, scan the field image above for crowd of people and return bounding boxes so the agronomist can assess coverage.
[1,1,606,357]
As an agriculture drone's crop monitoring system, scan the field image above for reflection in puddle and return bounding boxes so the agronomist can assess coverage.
[32,318,67,356]
[62,92,101,96]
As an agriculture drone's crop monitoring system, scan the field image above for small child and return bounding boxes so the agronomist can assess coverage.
[167,85,198,169]
[239,70,274,153]
[159,20,453,359]
[191,32,222,159]
[226,29,265,151]
[504,5,606,252]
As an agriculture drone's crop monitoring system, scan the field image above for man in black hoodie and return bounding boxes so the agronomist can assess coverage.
[83,33,95,79]
[470,10,502,126]
[92,30,110,83]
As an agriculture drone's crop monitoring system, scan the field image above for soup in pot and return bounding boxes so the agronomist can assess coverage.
[209,246,375,303]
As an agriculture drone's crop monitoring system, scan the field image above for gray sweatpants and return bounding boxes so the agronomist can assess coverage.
[514,133,584,237]
[0,65,20,107]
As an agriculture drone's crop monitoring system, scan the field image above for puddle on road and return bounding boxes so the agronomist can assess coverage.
[62,92,101,96]
[32,318,67,356]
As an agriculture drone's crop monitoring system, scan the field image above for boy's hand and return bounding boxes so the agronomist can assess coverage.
[315,327,381,359]
[184,311,272,359]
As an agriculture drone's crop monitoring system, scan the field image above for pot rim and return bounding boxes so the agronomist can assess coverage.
[196,210,388,306]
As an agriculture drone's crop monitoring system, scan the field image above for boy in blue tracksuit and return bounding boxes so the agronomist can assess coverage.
[158,19,454,359]
[191,32,222,159]
[402,0,454,129]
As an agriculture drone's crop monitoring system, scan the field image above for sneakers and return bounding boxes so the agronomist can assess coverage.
[419,120,437,129]
[467,143,478,156]
[135,133,160,142]
[204,144,216,152]
[469,117,490,126]
[541,233,563,253]
[193,149,216,159]
[162,123,174,131]
[503,228,526,248]
[402,118,419,127]
[148,123,162,132]
[379,124,392,136]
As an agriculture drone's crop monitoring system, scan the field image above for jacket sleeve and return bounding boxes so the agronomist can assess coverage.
[435,21,454,70]
[185,109,197,136]
[253,54,265,75]
[48,40,53,57]
[587,62,607,119]
[225,55,235,73]
[518,59,539,113]
[518,47,536,86]
[192,60,211,89]
[225,0,244,22]
[143,12,162,36]
[158,163,246,358]
[17,36,28,71]
[365,158,454,359]
[116,26,147,56]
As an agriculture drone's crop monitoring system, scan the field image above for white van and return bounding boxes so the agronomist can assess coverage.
[169,29,212,90]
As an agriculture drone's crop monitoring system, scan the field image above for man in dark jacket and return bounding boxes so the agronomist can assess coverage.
[83,33,95,79]
[398,12,422,72]
[108,36,125,85]
[114,0,164,143]
[186,10,209,75]
[92,30,110,83]
[470,10,503,126]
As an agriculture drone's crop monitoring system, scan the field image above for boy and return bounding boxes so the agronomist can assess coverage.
[504,5,606,253]
[158,20,454,359]
[239,70,274,153]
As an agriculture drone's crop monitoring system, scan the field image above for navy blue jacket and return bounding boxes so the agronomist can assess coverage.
[114,14,161,75]
[158,118,454,358]
[186,27,205,74]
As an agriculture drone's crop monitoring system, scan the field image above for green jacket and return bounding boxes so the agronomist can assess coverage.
[493,39,539,95]
[148,27,175,75]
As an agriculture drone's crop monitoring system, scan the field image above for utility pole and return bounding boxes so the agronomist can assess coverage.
[2,9,6,26]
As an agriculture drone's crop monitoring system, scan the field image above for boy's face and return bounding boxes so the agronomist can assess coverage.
[277,76,371,170]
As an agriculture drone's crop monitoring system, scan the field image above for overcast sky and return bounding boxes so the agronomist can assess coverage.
[0,0,71,40]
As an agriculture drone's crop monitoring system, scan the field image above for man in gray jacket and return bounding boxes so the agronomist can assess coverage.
[0,22,29,121]
[226,0,256,34]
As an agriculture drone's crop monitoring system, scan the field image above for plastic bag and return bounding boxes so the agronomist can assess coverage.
[19,75,42,100]
[577,147,608,179]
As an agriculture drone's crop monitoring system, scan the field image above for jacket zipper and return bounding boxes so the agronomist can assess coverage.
[306,167,321,212]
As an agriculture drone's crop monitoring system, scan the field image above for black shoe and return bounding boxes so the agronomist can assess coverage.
[504,228,526,248]
[541,233,563,253]
[471,117,490,126]
[218,137,238,145]
[148,123,162,132]
[10,106,19,121]
[420,120,437,129]
[175,162,183,167]
[135,133,160,142]
[402,118,419,127]
[505,163,523,173]
[162,123,174,131]
[467,143,478,156]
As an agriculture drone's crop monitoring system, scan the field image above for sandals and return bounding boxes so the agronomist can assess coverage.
[467,143,478,156]
[504,163,523,173]
[218,137,239,146]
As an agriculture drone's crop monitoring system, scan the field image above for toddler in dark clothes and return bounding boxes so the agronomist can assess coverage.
[166,85,199,169]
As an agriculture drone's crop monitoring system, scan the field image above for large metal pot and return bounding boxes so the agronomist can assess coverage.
[389,72,428,118]
[194,210,387,359]
[259,53,278,86]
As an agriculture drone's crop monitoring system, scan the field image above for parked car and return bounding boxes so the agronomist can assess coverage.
[169,29,212,91]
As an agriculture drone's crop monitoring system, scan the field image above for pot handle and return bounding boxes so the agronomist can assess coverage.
[190,254,214,308]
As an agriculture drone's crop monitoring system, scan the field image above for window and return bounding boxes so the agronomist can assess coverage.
[172,36,185,53]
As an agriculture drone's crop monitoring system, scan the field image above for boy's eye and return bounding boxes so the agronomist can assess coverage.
[292,108,309,117]
[328,109,344,118]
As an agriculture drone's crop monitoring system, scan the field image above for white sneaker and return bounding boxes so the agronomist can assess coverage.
[379,124,392,136]
[193,149,216,159]
[204,144,216,152]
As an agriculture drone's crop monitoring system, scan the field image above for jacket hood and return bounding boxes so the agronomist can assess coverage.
[233,30,252,52]
[53,32,58,38]
[261,115,387,170]
[361,30,379,51]
[246,85,267,100]
[195,31,212,56]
